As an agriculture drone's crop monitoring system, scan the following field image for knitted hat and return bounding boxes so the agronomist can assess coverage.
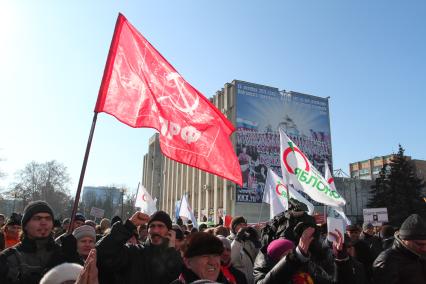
[74,213,86,223]
[216,235,231,250]
[184,232,224,258]
[267,238,295,262]
[148,211,172,230]
[62,218,71,225]
[6,214,21,226]
[40,262,83,284]
[231,216,247,233]
[85,220,96,228]
[72,225,96,241]
[21,201,54,227]
[399,214,426,240]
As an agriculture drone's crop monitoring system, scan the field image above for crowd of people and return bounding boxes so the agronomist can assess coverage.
[0,200,425,283]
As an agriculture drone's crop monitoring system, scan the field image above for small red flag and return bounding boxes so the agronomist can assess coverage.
[95,14,242,185]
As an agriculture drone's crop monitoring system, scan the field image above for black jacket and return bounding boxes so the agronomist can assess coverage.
[253,246,359,284]
[170,266,230,284]
[373,234,426,284]
[96,220,183,284]
[360,232,382,260]
[0,234,80,284]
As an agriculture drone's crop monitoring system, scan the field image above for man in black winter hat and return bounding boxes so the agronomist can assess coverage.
[0,200,80,284]
[373,214,426,284]
[171,232,230,284]
[96,210,183,284]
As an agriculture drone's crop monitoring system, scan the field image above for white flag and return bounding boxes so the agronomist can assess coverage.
[279,128,346,207]
[264,168,314,218]
[324,161,351,225]
[178,195,198,228]
[134,184,157,215]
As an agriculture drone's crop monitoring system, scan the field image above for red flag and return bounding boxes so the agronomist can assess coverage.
[95,14,242,185]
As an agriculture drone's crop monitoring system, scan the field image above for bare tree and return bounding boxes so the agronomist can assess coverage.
[5,160,71,216]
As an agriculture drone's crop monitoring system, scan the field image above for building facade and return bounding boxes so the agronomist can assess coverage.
[142,80,337,223]
[350,155,426,182]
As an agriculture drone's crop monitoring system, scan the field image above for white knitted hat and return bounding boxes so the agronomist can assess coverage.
[40,263,83,284]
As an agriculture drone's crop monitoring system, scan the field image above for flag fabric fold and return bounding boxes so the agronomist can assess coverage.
[134,184,157,215]
[279,128,346,207]
[263,168,314,218]
[178,195,198,228]
[324,161,351,225]
[95,13,242,185]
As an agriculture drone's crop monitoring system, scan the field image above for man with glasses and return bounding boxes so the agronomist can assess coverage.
[0,201,80,284]
[97,210,183,284]
[373,214,426,284]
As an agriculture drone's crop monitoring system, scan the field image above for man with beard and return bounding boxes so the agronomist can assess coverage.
[96,210,183,284]
[373,214,426,284]
[0,201,80,284]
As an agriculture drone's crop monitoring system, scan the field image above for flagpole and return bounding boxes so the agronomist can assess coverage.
[67,112,98,233]
[134,181,140,207]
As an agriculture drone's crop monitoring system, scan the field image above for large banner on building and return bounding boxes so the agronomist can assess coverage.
[235,81,332,203]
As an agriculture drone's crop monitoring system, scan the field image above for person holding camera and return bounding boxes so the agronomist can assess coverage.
[231,226,262,284]
[254,211,359,284]
[96,210,183,284]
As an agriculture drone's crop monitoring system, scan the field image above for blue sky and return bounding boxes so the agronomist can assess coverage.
[1,1,425,195]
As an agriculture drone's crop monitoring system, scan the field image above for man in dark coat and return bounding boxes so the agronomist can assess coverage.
[373,214,426,284]
[360,222,383,259]
[0,201,80,284]
[96,210,183,284]
[171,232,230,284]
[380,225,395,251]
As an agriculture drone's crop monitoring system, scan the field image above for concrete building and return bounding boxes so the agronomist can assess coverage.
[334,177,374,224]
[82,186,122,206]
[142,133,164,204]
[142,80,334,223]
[349,155,426,182]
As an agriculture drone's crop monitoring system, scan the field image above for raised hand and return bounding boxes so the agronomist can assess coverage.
[129,212,150,227]
[75,249,99,284]
[166,229,176,248]
[298,227,315,256]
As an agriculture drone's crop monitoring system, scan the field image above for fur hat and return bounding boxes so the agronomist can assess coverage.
[73,225,96,241]
[399,214,426,240]
[39,263,83,284]
[231,216,247,233]
[21,201,54,227]
[148,211,172,230]
[184,232,224,258]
